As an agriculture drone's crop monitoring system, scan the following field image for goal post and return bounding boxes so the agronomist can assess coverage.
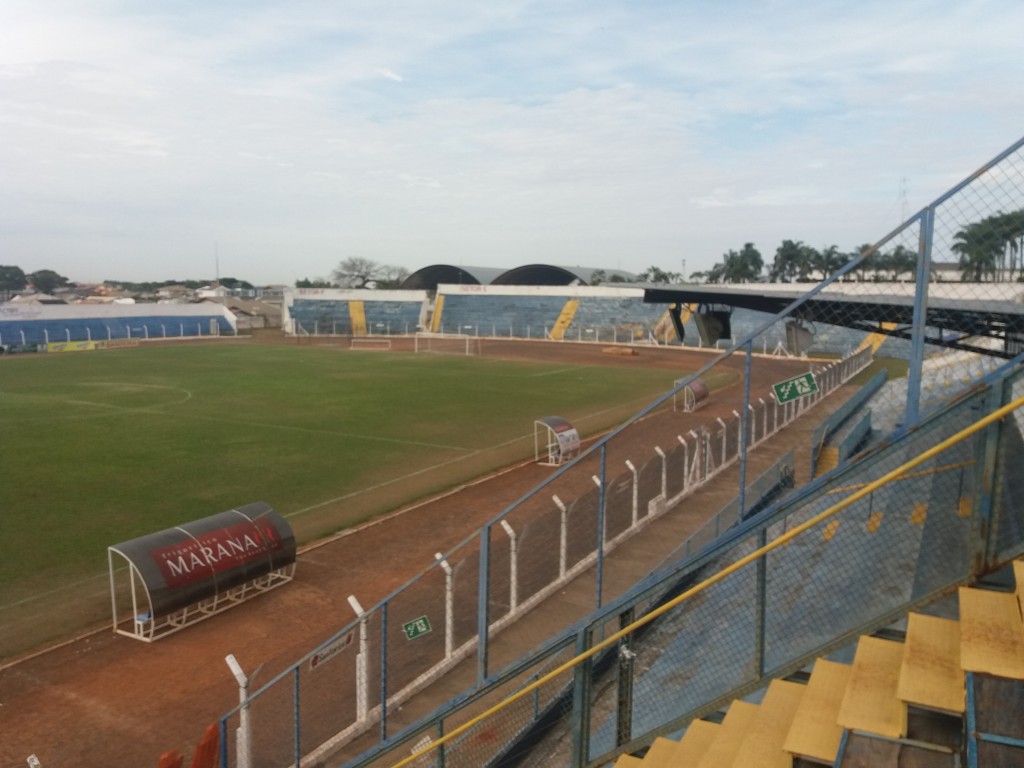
[350,337,392,350]
[414,333,482,356]
[673,378,711,412]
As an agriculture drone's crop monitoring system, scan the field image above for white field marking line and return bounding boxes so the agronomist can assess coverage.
[2,381,193,407]
[58,397,473,452]
[526,366,582,378]
[286,431,534,518]
[0,572,110,611]
[1,388,668,609]
[286,393,664,519]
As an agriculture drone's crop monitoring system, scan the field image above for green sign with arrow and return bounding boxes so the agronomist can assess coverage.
[402,615,432,640]
[772,372,819,404]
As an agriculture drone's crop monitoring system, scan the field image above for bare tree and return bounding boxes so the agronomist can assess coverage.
[376,265,410,289]
[331,258,410,289]
[332,257,383,288]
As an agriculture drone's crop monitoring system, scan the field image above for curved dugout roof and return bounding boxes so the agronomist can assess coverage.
[401,264,637,290]
[109,501,295,617]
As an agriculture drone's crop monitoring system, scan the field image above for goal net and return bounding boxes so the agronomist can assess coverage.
[414,333,482,356]
[350,337,392,350]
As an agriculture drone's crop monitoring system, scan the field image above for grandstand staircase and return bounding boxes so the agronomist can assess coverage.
[349,300,368,336]
[855,322,898,356]
[652,309,679,344]
[429,294,445,332]
[814,446,839,477]
[613,561,1024,767]
[550,299,580,340]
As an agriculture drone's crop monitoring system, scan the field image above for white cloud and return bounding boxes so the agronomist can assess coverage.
[376,68,404,83]
[1,0,1023,284]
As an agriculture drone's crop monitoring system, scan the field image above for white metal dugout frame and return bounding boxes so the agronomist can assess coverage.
[108,502,296,642]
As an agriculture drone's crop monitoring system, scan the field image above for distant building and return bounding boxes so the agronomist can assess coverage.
[196,283,231,300]
[156,285,193,301]
[8,293,66,305]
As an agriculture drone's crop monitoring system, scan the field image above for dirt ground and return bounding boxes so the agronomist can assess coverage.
[0,337,815,768]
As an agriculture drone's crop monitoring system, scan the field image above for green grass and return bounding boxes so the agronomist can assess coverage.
[0,343,689,606]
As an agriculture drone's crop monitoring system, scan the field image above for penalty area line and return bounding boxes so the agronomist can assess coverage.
[286,431,533,519]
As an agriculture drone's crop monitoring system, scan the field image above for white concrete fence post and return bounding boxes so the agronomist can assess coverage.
[677,436,689,492]
[434,553,454,658]
[553,495,568,579]
[625,460,638,526]
[499,521,518,612]
[347,595,369,723]
[654,446,667,499]
[225,654,261,768]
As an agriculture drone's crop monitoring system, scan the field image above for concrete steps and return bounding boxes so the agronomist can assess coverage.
[613,560,1024,767]
[814,446,839,477]
[549,298,579,340]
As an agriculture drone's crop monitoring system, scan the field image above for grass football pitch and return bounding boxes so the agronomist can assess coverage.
[0,341,696,653]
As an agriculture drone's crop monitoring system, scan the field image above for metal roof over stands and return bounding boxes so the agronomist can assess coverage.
[640,282,1024,359]
[401,264,636,290]
[402,265,506,289]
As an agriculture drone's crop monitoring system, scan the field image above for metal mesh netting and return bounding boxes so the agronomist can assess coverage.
[219,139,1024,768]
[578,380,1011,764]
[217,344,876,767]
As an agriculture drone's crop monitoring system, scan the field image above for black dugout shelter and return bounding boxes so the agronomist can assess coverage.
[108,502,296,642]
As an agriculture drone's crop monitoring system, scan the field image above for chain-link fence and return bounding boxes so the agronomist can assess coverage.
[217,351,869,766]
[380,367,1024,768]
[220,136,1024,768]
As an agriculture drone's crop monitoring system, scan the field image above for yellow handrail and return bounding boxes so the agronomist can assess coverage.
[390,393,1024,768]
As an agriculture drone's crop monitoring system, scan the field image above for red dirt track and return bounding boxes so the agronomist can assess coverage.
[0,338,813,767]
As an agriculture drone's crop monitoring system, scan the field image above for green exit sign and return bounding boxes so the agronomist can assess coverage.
[403,615,432,640]
[772,372,819,404]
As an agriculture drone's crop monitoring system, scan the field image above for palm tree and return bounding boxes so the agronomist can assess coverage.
[888,245,917,281]
[812,245,846,280]
[770,240,814,282]
[953,220,1002,281]
[990,210,1024,281]
[850,243,876,282]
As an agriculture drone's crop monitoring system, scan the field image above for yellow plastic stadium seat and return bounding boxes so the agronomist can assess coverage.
[784,659,851,763]
[837,636,907,738]
[898,613,965,713]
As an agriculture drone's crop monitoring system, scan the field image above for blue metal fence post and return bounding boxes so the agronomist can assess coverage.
[219,716,229,768]
[570,627,593,768]
[971,380,1004,577]
[738,341,753,516]
[905,208,933,425]
[966,671,979,767]
[477,525,491,684]
[596,444,607,610]
[754,528,768,677]
[293,667,301,767]
[380,601,389,741]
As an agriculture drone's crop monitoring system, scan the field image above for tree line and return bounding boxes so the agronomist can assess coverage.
[7,210,1022,297]
[0,266,70,295]
[691,210,1024,285]
[0,267,257,296]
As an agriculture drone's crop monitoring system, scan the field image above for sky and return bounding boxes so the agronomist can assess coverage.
[2,0,1023,287]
